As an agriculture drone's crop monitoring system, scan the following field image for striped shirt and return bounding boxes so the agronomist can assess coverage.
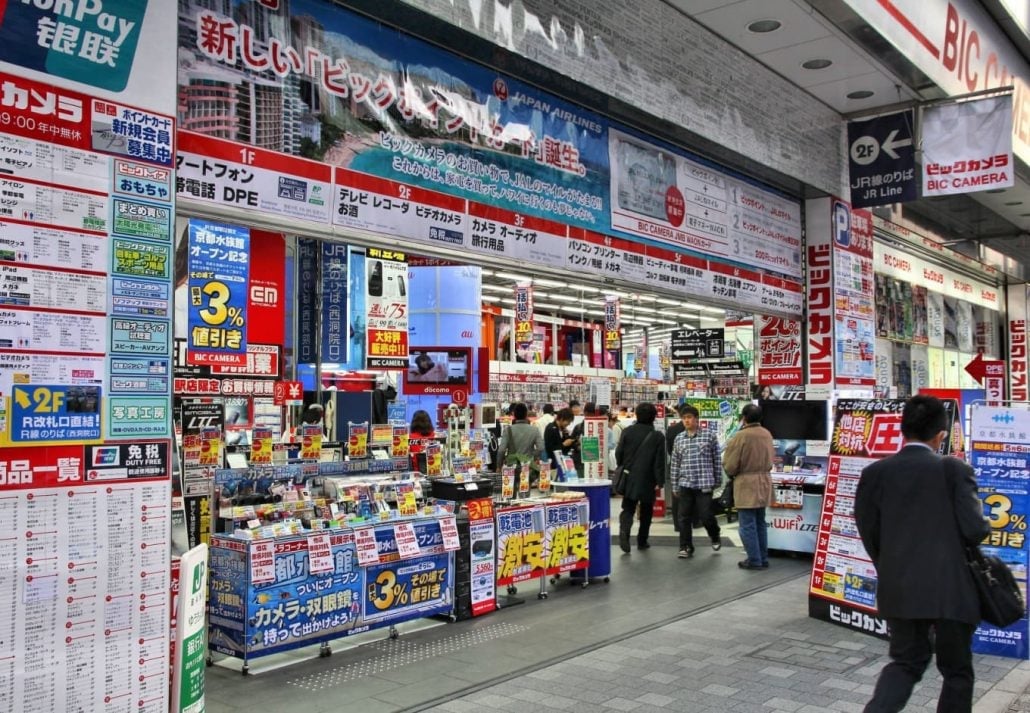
[670,427,722,491]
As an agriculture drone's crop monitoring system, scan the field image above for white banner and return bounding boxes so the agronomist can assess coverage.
[922,94,1014,197]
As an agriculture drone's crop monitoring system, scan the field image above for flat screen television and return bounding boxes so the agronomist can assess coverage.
[759,399,829,441]
[403,347,471,394]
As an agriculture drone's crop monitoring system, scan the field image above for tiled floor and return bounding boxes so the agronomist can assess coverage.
[203,511,1030,712]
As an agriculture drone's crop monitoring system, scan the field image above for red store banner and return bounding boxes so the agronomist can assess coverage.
[756,316,802,385]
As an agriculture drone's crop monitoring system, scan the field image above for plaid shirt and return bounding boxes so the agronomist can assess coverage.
[670,427,721,491]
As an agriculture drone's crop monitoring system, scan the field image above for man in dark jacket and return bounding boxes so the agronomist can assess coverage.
[544,408,576,476]
[615,402,666,553]
[854,395,989,712]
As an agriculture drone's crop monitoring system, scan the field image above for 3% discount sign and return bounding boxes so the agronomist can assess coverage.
[983,491,1028,549]
[187,275,249,367]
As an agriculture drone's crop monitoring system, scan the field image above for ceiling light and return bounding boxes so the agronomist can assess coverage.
[847,90,874,100]
[480,269,494,276]
[551,294,581,302]
[495,271,532,282]
[1021,213,1030,217]
[802,59,832,70]
[481,284,510,292]
[1005,201,1024,206]
[985,189,1006,194]
[579,286,601,294]
[747,19,781,33]
[534,301,561,310]
[534,278,566,288]
[655,297,681,306]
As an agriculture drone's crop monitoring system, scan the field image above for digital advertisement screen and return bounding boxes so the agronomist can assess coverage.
[405,348,470,387]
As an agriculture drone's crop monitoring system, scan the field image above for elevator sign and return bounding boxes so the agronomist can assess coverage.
[847,111,917,208]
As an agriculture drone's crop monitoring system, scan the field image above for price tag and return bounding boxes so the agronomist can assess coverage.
[307,533,334,574]
[394,521,421,559]
[250,540,275,584]
[354,526,380,566]
[439,516,461,551]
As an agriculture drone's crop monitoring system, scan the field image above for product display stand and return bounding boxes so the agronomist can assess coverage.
[554,480,612,584]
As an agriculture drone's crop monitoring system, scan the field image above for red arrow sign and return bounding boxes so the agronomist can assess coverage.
[965,352,987,384]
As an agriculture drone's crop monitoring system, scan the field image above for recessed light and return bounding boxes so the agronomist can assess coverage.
[747,19,781,33]
[986,189,1006,194]
[802,59,832,70]
[1005,201,1023,206]
[1021,213,1030,217]
[847,90,874,99]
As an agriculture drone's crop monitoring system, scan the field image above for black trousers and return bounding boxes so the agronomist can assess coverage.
[865,618,976,713]
[675,488,720,550]
[619,496,653,545]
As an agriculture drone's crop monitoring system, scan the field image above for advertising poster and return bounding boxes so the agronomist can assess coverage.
[833,207,875,386]
[495,503,547,586]
[7,384,102,445]
[969,406,1030,659]
[467,498,497,616]
[809,400,906,636]
[321,241,348,365]
[176,0,609,232]
[365,247,408,369]
[756,316,803,385]
[608,127,802,279]
[604,296,621,351]
[543,499,590,576]
[362,554,453,625]
[186,219,250,367]
[514,283,534,352]
[207,540,248,657]
[180,401,223,548]
[172,545,208,713]
[0,444,172,713]
[297,238,319,364]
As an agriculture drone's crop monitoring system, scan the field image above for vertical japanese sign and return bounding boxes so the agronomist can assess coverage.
[186,219,250,367]
[172,544,208,713]
[604,296,621,351]
[514,283,533,351]
[365,248,408,369]
[466,498,496,617]
[321,242,348,364]
[297,238,319,364]
[969,406,1030,659]
[1008,285,1028,401]
[756,316,803,385]
[809,399,907,636]
[833,206,875,386]
[0,3,176,710]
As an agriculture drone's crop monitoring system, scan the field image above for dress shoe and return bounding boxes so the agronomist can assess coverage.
[637,541,651,550]
[711,540,722,551]
[619,531,630,554]
[738,560,768,570]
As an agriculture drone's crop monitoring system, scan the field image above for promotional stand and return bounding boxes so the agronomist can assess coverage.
[554,480,612,583]
[543,495,591,591]
[208,516,457,674]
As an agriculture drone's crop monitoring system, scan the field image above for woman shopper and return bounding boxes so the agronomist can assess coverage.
[614,402,666,553]
[722,403,775,569]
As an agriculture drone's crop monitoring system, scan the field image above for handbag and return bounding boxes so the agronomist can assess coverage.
[945,457,1025,627]
[612,430,657,496]
[965,546,1025,627]
[717,478,734,511]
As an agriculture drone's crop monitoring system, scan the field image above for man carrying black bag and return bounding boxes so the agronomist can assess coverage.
[854,395,989,713]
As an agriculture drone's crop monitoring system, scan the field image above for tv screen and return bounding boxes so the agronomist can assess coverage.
[759,400,829,441]
[406,348,469,385]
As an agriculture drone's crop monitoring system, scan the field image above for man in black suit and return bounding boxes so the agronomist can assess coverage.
[854,395,988,713]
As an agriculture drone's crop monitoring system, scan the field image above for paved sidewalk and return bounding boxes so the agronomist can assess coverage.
[424,575,1030,713]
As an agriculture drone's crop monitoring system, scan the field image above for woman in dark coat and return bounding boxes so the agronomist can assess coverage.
[614,402,666,553]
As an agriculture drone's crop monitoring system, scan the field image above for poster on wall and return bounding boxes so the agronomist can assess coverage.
[186,220,250,367]
[322,242,348,365]
[969,406,1030,659]
[757,316,802,385]
[176,0,609,232]
[365,248,408,369]
[608,127,802,279]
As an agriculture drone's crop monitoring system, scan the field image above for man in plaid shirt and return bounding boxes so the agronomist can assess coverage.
[670,404,723,558]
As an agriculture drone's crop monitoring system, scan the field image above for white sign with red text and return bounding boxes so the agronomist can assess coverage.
[922,95,1014,196]
[805,198,835,387]
[177,131,332,223]
[874,243,1002,310]
[1008,285,1029,401]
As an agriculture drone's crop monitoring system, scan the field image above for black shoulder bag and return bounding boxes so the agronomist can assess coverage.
[946,457,1025,627]
[612,430,655,496]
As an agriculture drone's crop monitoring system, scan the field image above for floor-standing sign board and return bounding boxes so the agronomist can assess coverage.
[969,405,1030,658]
[0,3,178,711]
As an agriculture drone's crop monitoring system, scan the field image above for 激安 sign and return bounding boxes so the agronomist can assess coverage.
[847,111,916,208]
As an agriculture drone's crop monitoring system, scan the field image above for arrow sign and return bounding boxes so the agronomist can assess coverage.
[965,352,987,384]
[880,129,912,159]
[847,110,917,209]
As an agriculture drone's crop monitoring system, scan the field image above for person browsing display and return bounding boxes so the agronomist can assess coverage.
[544,407,575,476]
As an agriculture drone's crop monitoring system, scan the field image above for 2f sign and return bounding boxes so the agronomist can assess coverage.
[832,200,850,248]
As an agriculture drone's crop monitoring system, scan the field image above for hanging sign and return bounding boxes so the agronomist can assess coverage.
[756,316,803,385]
[186,219,250,367]
[847,110,917,208]
[604,296,621,350]
[365,248,408,369]
[514,283,534,351]
[922,95,1014,197]
[671,328,724,363]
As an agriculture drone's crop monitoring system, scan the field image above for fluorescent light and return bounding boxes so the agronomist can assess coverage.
[551,295,580,302]
[534,278,566,288]
[579,286,601,293]
[480,269,494,276]
[656,297,681,306]
[481,284,511,292]
[535,301,562,310]
[495,271,532,282]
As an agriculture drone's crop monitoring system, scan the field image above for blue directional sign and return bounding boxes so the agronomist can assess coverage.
[848,110,917,209]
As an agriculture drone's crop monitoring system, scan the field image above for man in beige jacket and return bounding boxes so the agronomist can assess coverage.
[722,403,775,570]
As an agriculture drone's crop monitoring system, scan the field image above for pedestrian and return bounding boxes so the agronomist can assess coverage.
[496,402,542,471]
[665,404,689,532]
[670,404,723,558]
[535,403,555,441]
[544,407,576,476]
[722,403,774,570]
[854,395,989,712]
[614,402,666,553]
